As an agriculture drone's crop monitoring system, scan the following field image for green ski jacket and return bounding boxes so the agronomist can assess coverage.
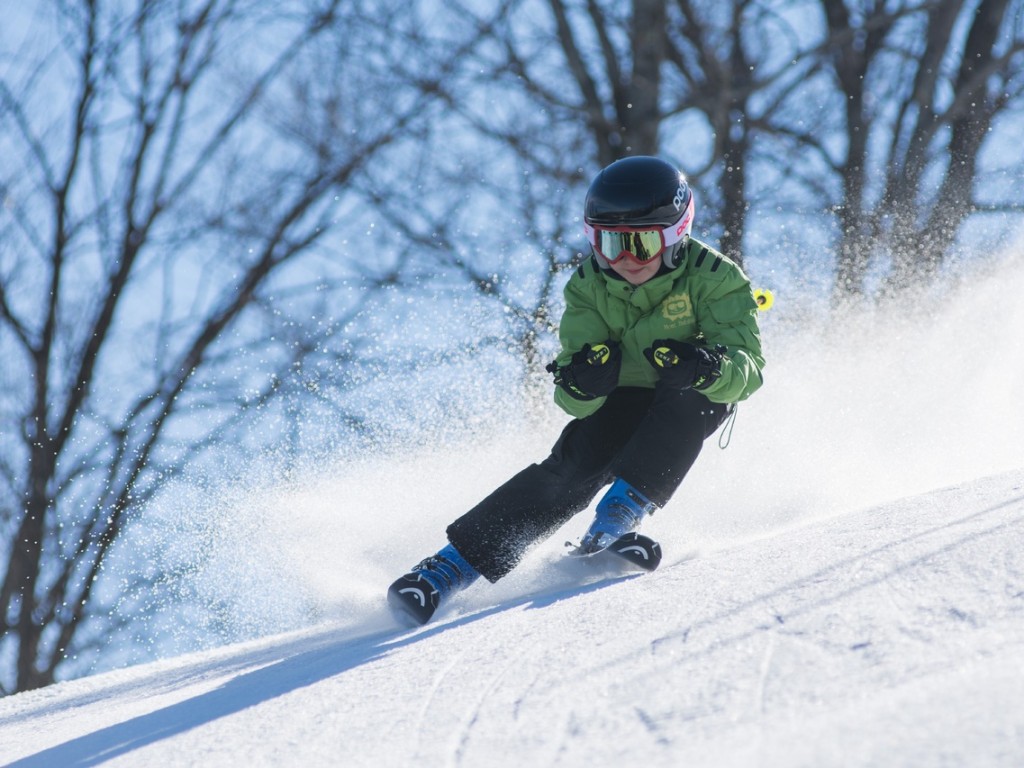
[553,238,765,418]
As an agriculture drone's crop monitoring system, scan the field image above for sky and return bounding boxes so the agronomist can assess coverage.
[0,244,1022,767]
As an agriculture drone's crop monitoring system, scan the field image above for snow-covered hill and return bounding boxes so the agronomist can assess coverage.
[4,255,1024,767]
[2,468,1022,767]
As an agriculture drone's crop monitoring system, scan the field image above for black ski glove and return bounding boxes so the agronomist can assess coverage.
[644,339,723,391]
[546,341,622,401]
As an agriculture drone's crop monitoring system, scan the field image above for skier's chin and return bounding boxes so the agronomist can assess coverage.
[609,258,659,285]
[620,269,652,285]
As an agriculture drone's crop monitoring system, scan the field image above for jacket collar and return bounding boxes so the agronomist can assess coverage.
[598,259,686,310]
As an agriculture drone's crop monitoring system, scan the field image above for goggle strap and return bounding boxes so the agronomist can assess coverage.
[663,195,694,247]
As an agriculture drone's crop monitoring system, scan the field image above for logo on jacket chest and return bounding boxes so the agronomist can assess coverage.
[661,293,694,326]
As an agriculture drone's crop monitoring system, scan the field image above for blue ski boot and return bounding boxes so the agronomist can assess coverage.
[387,543,480,626]
[576,477,658,555]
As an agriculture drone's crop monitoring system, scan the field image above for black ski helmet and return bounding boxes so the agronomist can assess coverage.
[584,156,694,269]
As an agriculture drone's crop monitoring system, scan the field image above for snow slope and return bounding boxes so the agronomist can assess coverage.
[1,468,1023,767]
[3,256,1024,766]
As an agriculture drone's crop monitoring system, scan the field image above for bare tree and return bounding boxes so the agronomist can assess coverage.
[813,0,1024,298]
[0,0,443,694]
[431,0,1024,304]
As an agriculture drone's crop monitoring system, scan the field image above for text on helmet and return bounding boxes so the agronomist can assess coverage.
[672,184,688,211]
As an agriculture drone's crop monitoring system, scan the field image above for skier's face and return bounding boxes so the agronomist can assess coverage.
[609,256,661,285]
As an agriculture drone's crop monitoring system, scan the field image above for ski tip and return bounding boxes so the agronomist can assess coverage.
[564,532,663,572]
[606,532,662,572]
[387,574,439,626]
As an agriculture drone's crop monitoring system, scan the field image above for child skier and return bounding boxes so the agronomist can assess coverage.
[387,155,765,625]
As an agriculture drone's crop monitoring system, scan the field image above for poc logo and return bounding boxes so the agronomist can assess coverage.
[672,184,687,211]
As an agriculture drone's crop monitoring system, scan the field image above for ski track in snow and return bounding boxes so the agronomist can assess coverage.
[1,469,1023,767]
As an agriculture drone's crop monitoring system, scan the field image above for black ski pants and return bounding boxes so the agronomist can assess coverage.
[446,385,730,582]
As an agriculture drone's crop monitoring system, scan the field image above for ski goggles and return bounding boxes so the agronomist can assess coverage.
[583,197,694,266]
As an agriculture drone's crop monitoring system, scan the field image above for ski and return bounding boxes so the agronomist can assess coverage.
[565,531,662,572]
[387,573,440,626]
[388,533,663,627]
